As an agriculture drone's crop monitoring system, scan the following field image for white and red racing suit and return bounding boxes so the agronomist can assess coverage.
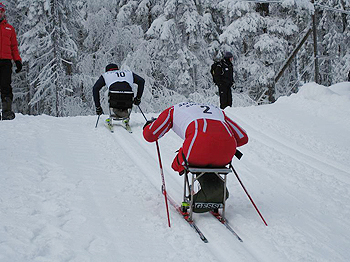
[143,102,248,173]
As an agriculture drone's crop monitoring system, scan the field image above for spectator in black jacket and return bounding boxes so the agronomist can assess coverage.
[214,52,234,110]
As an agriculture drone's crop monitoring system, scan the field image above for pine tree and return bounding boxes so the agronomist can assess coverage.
[18,0,78,116]
[316,0,350,84]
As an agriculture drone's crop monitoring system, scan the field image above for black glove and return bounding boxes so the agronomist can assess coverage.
[15,60,22,73]
[96,106,103,115]
[143,117,156,130]
[133,97,141,105]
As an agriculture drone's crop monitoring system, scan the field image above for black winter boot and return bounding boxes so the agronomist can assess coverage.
[2,97,15,120]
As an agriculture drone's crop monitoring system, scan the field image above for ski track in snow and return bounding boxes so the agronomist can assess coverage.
[107,116,265,262]
[1,83,350,262]
[224,100,350,262]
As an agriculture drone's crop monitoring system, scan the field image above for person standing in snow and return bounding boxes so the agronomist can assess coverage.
[92,63,145,118]
[143,102,248,211]
[0,2,22,120]
[214,52,235,110]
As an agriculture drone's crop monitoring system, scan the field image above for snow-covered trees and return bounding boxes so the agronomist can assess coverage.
[316,0,350,85]
[135,0,220,109]
[17,0,78,116]
[7,0,350,115]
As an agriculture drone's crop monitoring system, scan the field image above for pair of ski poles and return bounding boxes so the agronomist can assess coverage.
[96,105,267,227]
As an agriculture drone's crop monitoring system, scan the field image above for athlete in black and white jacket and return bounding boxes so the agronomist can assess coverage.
[92,63,145,115]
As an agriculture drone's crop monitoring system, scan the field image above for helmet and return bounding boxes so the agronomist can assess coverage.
[224,52,233,59]
[105,63,119,72]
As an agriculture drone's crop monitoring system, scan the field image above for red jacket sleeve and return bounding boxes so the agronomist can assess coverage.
[143,106,174,142]
[223,112,248,147]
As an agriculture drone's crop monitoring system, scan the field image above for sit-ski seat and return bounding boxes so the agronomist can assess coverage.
[182,166,231,221]
[108,90,134,120]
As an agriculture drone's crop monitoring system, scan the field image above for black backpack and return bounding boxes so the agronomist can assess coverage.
[210,61,222,85]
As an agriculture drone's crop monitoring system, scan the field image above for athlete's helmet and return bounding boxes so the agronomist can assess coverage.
[105,63,119,72]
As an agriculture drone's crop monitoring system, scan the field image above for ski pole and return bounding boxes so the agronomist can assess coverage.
[230,163,268,226]
[156,140,171,227]
[95,115,101,128]
[137,105,147,121]
[138,105,171,227]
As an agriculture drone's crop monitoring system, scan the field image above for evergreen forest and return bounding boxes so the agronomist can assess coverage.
[5,0,350,116]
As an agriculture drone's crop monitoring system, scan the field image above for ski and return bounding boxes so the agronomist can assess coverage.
[105,118,132,133]
[210,211,243,242]
[121,121,132,133]
[105,118,114,133]
[163,192,242,243]
[165,192,208,243]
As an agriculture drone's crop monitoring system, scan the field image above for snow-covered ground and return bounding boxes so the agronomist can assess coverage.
[1,82,350,262]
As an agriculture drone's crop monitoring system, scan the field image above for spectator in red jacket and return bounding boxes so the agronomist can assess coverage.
[143,102,248,174]
[0,2,22,120]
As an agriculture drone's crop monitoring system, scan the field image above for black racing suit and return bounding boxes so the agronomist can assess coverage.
[214,58,234,110]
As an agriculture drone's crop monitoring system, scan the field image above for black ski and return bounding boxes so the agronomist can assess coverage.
[165,193,208,243]
[210,211,243,242]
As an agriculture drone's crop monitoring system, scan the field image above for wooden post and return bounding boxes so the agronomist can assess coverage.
[274,27,312,84]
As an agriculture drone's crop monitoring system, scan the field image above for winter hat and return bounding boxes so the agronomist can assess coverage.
[224,52,233,59]
[0,2,6,11]
[105,63,119,72]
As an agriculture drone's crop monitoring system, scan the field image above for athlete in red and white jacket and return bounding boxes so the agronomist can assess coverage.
[143,102,248,173]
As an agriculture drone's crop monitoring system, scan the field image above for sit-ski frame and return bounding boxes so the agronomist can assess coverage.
[107,90,134,123]
[183,166,231,222]
[108,107,132,121]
